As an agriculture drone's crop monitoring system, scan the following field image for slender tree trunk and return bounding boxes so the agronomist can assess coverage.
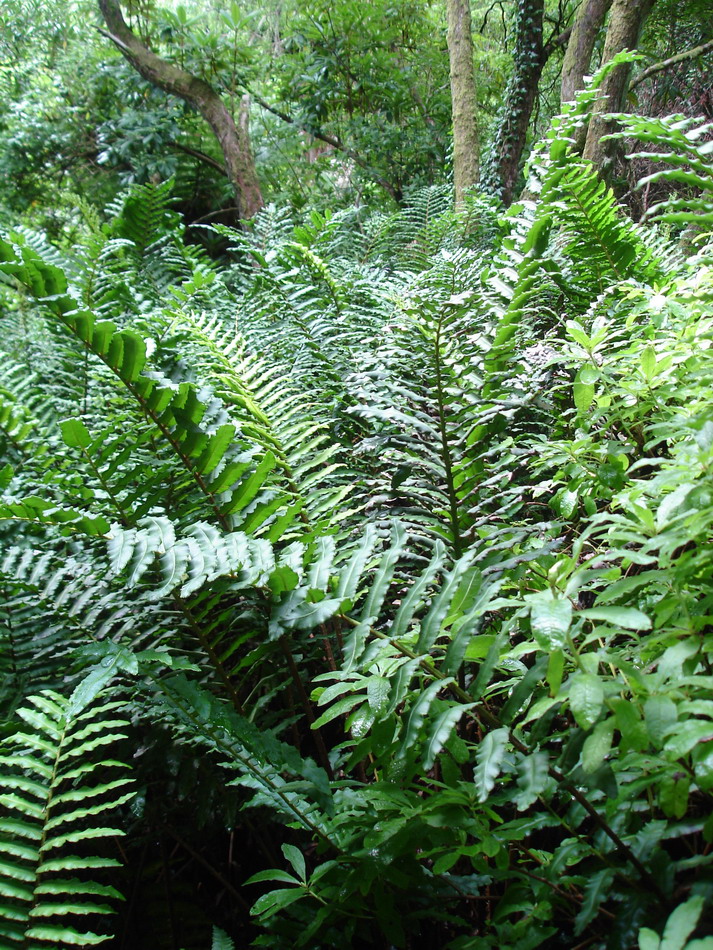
[561,0,614,103]
[583,0,656,170]
[97,0,264,220]
[483,0,546,205]
[446,0,479,206]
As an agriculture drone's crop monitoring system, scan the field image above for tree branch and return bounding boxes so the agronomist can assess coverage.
[96,0,263,218]
[629,38,713,90]
[245,85,400,203]
[169,140,227,177]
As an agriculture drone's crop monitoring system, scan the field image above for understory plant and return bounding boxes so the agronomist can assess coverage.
[1,82,713,948]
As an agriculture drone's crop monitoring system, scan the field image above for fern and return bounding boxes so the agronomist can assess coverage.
[608,112,713,227]
[0,680,133,947]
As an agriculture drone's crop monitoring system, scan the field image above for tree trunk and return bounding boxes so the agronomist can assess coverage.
[561,0,614,103]
[97,0,264,220]
[483,0,546,205]
[582,0,656,170]
[446,0,479,206]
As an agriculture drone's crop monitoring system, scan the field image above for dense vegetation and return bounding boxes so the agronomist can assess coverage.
[1,2,713,948]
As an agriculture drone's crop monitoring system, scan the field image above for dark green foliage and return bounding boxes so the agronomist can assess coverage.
[1,98,713,950]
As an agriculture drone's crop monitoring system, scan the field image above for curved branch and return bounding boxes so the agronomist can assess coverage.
[629,38,713,90]
[97,0,263,219]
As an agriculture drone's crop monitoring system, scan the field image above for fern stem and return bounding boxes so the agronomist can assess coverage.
[433,310,463,557]
[279,638,334,780]
[171,594,246,715]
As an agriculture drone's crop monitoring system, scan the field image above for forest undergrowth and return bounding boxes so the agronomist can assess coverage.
[1,78,713,949]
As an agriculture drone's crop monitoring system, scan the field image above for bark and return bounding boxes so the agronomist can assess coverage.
[560,0,614,104]
[583,0,657,170]
[446,0,479,206]
[483,0,546,205]
[97,0,264,220]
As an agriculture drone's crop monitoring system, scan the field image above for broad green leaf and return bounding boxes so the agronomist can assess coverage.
[581,717,614,773]
[569,673,604,729]
[664,721,713,759]
[281,844,306,882]
[640,346,657,380]
[573,374,595,412]
[250,886,306,919]
[244,869,300,886]
[645,695,678,745]
[579,606,651,630]
[366,676,391,718]
[60,418,91,449]
[527,590,572,650]
[661,896,705,950]
[659,772,690,819]
[639,929,661,950]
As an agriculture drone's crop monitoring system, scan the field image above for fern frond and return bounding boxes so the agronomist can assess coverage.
[0,683,132,947]
[608,113,713,227]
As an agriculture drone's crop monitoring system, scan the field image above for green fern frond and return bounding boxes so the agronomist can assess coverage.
[0,238,293,538]
[211,926,235,950]
[608,113,713,227]
[169,310,356,534]
[0,684,132,947]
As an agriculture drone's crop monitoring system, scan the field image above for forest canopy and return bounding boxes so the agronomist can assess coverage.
[0,1,713,948]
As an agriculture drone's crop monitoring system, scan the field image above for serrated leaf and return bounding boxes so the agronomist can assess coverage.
[514,751,549,811]
[474,728,509,802]
[575,869,615,935]
[211,926,235,950]
[422,704,475,771]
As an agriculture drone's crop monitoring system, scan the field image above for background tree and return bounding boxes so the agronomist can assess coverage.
[583,0,657,169]
[560,0,614,107]
[447,0,480,204]
[97,0,264,219]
